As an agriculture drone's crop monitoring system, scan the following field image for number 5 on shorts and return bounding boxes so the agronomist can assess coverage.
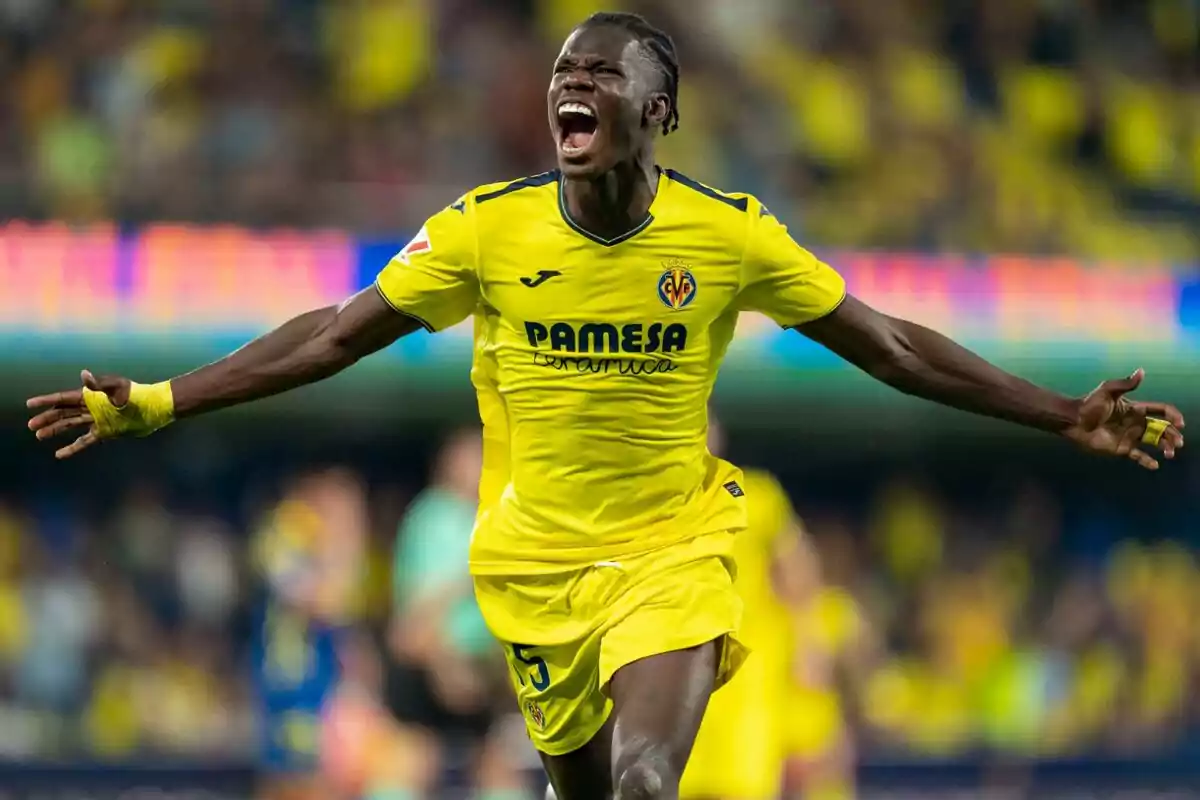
[511,644,550,690]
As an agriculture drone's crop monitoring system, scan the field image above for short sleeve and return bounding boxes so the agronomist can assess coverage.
[737,201,846,327]
[374,199,479,332]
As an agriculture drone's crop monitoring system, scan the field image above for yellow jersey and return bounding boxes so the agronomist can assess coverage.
[375,169,846,574]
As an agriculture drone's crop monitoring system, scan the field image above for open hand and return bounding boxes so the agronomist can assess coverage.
[26,370,132,459]
[1063,369,1185,470]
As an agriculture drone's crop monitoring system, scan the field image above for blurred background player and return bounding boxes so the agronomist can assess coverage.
[321,630,414,800]
[783,521,877,800]
[252,468,369,800]
[679,413,825,800]
[387,428,530,799]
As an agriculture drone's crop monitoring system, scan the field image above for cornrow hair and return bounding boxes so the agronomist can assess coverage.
[580,11,681,136]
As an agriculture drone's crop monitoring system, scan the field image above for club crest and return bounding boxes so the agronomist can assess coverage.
[525,700,546,729]
[657,262,697,310]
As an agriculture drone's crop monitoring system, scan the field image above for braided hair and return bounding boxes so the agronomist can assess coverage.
[579,11,681,136]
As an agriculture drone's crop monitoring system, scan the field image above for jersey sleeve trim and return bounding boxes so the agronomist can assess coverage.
[778,285,848,329]
[372,280,436,332]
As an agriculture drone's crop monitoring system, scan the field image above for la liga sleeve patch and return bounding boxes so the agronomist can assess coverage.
[396,225,432,264]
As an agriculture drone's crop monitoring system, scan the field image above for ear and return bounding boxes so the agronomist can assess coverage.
[643,93,670,130]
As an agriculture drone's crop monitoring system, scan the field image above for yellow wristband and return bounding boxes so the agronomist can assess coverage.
[83,381,176,439]
[1142,417,1169,447]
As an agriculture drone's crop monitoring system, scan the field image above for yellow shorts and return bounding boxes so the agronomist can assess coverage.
[679,643,789,800]
[473,532,747,756]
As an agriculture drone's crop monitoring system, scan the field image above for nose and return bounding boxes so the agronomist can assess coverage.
[562,69,594,92]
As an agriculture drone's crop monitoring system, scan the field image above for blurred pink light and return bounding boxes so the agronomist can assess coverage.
[129,226,357,329]
[0,222,119,331]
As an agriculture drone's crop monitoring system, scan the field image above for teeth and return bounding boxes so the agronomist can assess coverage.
[558,102,594,117]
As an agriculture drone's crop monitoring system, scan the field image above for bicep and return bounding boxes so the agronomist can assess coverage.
[792,293,907,375]
[328,286,424,361]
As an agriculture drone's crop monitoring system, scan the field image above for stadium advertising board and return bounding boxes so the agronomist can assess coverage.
[4,223,1197,409]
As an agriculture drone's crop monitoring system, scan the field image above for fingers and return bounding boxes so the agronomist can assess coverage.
[28,408,94,438]
[26,368,116,411]
[1115,424,1141,457]
[55,430,100,460]
[1126,411,1184,468]
[28,406,80,431]
[1126,402,1185,459]
[1148,422,1184,460]
[34,414,94,441]
[1100,368,1144,399]
[25,388,84,411]
[1163,427,1185,459]
[1128,448,1160,471]
[82,369,126,402]
[28,372,125,460]
[1114,424,1159,469]
[1130,400,1186,430]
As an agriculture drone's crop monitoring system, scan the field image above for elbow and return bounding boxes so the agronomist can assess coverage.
[326,328,361,366]
[312,311,362,374]
[860,328,923,391]
[866,350,922,390]
[319,333,362,374]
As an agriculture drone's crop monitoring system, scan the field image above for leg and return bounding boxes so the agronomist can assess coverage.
[482,544,739,800]
[539,716,614,800]
[608,641,719,800]
[539,641,717,800]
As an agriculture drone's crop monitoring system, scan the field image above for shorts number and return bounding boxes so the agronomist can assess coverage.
[511,644,550,690]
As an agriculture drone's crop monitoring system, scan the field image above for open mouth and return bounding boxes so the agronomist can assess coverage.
[557,101,599,156]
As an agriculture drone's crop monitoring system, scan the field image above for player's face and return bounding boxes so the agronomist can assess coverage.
[548,25,666,178]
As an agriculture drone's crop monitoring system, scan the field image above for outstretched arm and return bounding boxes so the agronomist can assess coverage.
[27,288,420,458]
[796,294,1185,468]
[171,288,418,417]
[29,195,481,459]
[798,295,1078,431]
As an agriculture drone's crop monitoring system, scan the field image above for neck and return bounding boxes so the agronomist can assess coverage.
[562,155,658,240]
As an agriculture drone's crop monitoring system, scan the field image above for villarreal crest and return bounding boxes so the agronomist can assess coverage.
[657,263,697,310]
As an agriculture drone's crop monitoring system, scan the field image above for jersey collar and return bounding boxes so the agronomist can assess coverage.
[556,168,664,247]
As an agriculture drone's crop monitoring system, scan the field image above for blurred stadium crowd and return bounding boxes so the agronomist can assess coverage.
[0,428,1197,773]
[0,0,1197,259]
[3,0,1199,795]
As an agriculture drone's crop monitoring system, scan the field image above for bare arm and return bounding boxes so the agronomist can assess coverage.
[797,295,1081,432]
[173,288,421,417]
[26,288,423,458]
[795,294,1185,467]
[29,198,479,459]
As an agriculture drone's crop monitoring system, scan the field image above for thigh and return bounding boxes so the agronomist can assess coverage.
[537,643,719,800]
[596,542,747,795]
[538,715,614,800]
[609,641,719,779]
